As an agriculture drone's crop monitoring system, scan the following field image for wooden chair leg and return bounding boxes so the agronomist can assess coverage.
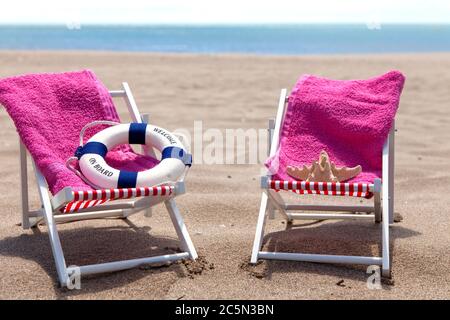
[251,193,269,264]
[165,199,198,260]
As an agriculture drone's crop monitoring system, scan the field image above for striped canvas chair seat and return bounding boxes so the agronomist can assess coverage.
[268,179,374,199]
[62,185,174,213]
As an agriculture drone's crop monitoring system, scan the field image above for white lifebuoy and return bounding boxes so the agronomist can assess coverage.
[76,123,191,189]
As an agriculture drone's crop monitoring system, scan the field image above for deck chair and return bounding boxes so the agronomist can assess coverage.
[15,82,197,287]
[251,82,400,277]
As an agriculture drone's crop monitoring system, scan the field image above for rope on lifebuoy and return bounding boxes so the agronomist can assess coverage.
[66,121,120,188]
[66,121,192,189]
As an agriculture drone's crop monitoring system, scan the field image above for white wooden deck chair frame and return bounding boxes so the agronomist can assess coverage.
[18,83,197,287]
[251,89,395,277]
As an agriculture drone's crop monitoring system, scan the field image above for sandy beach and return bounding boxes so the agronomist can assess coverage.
[0,50,449,299]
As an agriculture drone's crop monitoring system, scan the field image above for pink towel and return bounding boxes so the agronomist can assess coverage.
[266,71,405,183]
[0,70,158,195]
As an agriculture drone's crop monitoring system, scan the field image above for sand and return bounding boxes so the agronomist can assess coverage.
[0,50,449,299]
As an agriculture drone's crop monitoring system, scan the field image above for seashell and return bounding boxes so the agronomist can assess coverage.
[287,150,361,182]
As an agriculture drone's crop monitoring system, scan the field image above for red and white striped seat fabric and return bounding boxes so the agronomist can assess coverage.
[61,185,174,213]
[268,179,374,199]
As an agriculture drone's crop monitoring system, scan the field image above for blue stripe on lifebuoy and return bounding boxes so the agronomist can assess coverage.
[161,146,192,166]
[129,123,147,145]
[118,170,138,188]
[77,141,107,158]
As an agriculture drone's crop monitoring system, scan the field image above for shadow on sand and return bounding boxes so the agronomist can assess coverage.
[247,218,420,287]
[0,218,187,298]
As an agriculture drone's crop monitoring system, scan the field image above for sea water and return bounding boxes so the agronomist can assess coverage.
[0,24,449,55]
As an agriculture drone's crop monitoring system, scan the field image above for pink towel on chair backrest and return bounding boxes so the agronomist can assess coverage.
[0,70,158,194]
[266,71,405,183]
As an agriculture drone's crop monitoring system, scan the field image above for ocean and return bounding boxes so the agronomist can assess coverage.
[1,24,450,55]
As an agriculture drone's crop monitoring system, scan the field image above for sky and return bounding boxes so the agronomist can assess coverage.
[1,0,449,25]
